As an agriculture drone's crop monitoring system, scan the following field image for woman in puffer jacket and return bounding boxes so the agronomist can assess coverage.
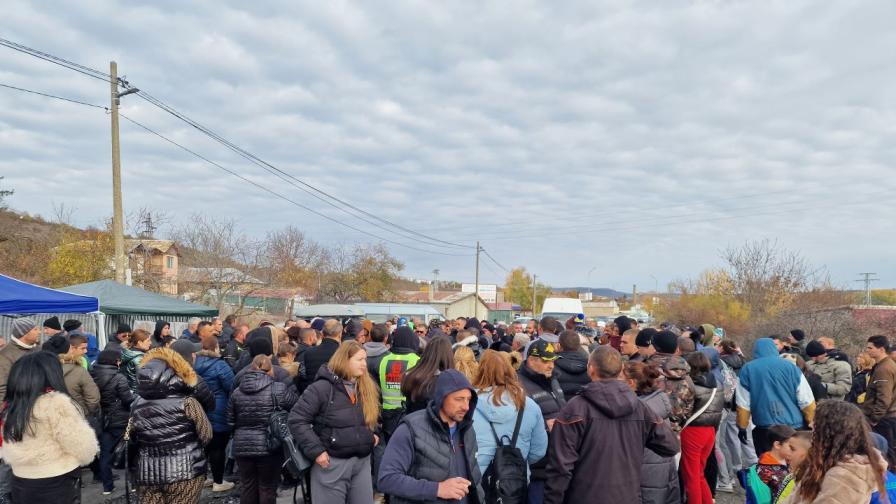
[680,351,724,504]
[288,340,380,504]
[228,355,298,504]
[91,349,136,494]
[121,329,152,391]
[192,338,235,492]
[624,361,681,504]
[130,347,213,504]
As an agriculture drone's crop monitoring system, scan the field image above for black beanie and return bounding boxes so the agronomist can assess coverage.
[636,328,657,348]
[790,329,806,342]
[652,330,679,354]
[248,337,274,357]
[805,340,826,358]
[42,335,71,355]
[97,349,120,366]
[43,316,62,331]
[63,319,82,332]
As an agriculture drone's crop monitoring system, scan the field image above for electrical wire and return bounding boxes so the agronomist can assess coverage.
[481,248,510,272]
[0,81,474,258]
[0,38,110,82]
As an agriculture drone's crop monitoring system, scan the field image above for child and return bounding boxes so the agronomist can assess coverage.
[756,425,796,496]
[772,431,812,503]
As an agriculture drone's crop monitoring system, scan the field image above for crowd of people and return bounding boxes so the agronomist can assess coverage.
[0,312,894,504]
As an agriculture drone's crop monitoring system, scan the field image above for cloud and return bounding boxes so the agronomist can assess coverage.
[1,0,895,290]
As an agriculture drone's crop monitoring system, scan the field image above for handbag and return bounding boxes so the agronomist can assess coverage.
[268,386,314,479]
[111,418,132,470]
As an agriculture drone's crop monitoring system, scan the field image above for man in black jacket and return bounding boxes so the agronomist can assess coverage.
[553,330,590,401]
[295,319,342,395]
[518,338,566,503]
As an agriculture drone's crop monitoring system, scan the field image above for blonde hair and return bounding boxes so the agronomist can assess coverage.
[856,352,875,372]
[453,346,479,383]
[327,341,379,429]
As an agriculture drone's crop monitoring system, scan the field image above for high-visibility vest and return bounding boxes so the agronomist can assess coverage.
[379,352,421,410]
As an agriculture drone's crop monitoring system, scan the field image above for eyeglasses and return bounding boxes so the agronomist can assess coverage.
[415,330,425,334]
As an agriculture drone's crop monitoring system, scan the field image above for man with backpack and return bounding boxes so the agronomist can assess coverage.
[545,346,680,503]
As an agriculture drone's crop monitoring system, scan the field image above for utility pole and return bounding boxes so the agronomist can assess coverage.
[856,273,879,306]
[110,61,126,283]
[474,241,481,319]
[531,273,537,316]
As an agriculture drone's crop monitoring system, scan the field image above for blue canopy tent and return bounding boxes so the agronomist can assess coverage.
[0,273,103,343]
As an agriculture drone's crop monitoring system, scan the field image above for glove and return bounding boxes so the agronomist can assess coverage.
[738,428,749,444]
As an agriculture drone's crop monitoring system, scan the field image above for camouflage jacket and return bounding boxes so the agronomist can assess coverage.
[647,353,696,429]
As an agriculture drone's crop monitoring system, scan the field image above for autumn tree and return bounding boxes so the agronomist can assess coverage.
[46,227,114,287]
[318,244,404,303]
[262,226,326,289]
[503,267,552,313]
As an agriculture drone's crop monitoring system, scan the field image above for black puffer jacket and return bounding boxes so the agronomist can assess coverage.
[687,373,724,428]
[228,370,298,458]
[90,363,136,430]
[720,353,746,376]
[288,366,376,460]
[553,350,591,401]
[131,348,210,486]
[518,361,566,480]
[638,390,681,504]
[295,338,341,395]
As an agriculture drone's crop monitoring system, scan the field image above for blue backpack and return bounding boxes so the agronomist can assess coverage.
[738,465,771,504]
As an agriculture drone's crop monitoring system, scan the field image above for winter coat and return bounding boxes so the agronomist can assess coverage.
[295,337,340,395]
[227,369,298,457]
[781,454,883,504]
[472,389,548,478]
[1,391,98,479]
[193,351,234,432]
[807,356,853,401]
[121,346,146,391]
[553,350,591,401]
[687,372,724,428]
[805,370,829,403]
[0,339,39,400]
[364,342,390,383]
[90,363,136,429]
[647,353,696,428]
[848,370,871,404]
[637,390,681,504]
[377,369,484,504]
[453,335,482,360]
[720,353,746,376]
[544,379,680,504]
[518,361,567,480]
[60,356,101,415]
[151,320,170,347]
[738,338,809,429]
[223,338,245,369]
[288,365,376,461]
[130,348,213,486]
[862,357,896,425]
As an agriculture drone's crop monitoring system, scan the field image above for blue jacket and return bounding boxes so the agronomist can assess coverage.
[738,338,804,428]
[473,389,547,478]
[871,471,896,504]
[194,353,235,432]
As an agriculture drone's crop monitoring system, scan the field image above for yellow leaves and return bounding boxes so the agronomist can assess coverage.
[46,229,114,287]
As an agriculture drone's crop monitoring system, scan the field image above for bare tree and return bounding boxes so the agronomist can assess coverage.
[261,226,327,289]
[317,243,404,303]
[127,207,172,239]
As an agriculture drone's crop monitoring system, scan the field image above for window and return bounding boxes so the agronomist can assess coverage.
[166,256,174,269]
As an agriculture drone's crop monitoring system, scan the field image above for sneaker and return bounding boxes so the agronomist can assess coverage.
[204,479,214,487]
[212,481,235,492]
[716,482,735,493]
[102,490,113,496]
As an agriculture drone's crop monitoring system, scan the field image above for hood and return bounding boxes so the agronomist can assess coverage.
[700,347,721,370]
[555,350,587,375]
[246,326,273,346]
[363,342,390,358]
[693,371,718,389]
[639,389,672,420]
[238,369,274,395]
[476,389,520,424]
[649,353,691,381]
[430,369,478,423]
[453,335,480,350]
[581,379,637,418]
[720,353,745,370]
[152,320,170,342]
[835,455,883,490]
[136,347,198,399]
[390,326,419,352]
[753,338,779,359]
[699,324,716,347]
[313,364,347,387]
[61,360,80,377]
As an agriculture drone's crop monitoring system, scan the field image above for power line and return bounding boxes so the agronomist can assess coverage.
[0,81,473,258]
[481,248,510,272]
[0,38,110,82]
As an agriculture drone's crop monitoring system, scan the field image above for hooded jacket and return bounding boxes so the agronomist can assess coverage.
[720,352,746,376]
[121,346,146,391]
[545,379,680,504]
[365,341,391,383]
[646,353,696,428]
[152,320,170,347]
[227,369,298,457]
[288,365,376,460]
[91,363,136,429]
[553,350,591,401]
[378,369,484,504]
[193,350,235,432]
[737,338,810,429]
[453,335,482,360]
[687,372,724,428]
[131,348,213,486]
[472,389,548,478]
[637,390,681,504]
[60,354,101,415]
[782,454,882,504]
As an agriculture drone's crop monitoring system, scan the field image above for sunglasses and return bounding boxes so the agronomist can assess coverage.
[415,330,425,334]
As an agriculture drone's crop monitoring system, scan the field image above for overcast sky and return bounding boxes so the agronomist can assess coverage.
[1,1,895,291]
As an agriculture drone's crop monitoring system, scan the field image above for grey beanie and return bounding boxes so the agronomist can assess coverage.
[11,317,37,339]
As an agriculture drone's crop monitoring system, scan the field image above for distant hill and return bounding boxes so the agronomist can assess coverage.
[553,287,630,298]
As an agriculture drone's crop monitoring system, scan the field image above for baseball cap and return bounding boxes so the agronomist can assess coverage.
[527,339,559,361]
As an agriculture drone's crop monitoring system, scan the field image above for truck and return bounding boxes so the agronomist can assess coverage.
[539,297,584,323]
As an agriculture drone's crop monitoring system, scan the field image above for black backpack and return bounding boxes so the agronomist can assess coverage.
[482,405,528,504]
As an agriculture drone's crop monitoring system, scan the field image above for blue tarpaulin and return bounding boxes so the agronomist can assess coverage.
[0,273,99,314]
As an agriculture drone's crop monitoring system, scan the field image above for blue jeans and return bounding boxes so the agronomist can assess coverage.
[99,427,124,492]
[528,479,544,504]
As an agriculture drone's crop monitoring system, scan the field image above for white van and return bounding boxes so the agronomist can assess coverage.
[540,297,584,322]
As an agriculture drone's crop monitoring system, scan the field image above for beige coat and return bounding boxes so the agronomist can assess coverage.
[806,357,852,401]
[0,391,99,479]
[60,355,101,415]
[782,455,883,504]
[0,340,38,400]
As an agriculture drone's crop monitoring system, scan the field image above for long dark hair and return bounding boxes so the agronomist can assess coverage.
[401,336,453,402]
[2,352,70,442]
[794,400,887,501]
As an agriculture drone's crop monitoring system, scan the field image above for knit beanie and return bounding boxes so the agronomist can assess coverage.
[805,340,827,358]
[42,335,71,355]
[63,319,82,332]
[11,317,37,339]
[636,328,657,348]
[790,329,806,342]
[43,316,62,331]
[652,330,679,354]
[97,349,120,366]
[248,337,274,357]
